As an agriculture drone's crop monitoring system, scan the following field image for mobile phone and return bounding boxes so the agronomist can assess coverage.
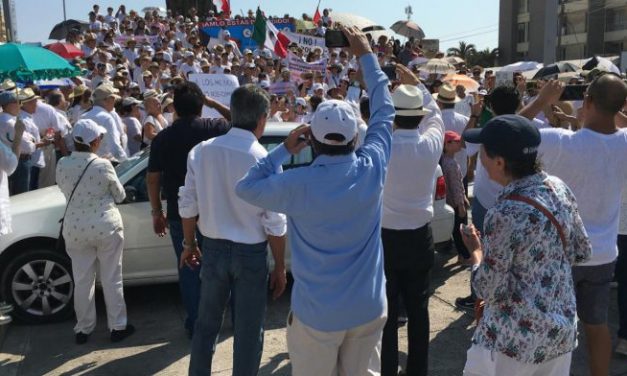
[559,85,587,101]
[325,30,350,48]
[460,224,473,236]
[382,65,398,81]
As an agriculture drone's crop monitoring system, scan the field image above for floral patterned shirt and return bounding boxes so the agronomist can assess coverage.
[472,172,591,364]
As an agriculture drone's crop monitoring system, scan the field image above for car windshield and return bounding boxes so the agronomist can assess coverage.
[115,148,150,177]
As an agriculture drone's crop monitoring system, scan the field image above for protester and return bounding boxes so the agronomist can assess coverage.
[118,97,143,156]
[460,114,591,375]
[235,26,394,375]
[618,185,627,356]
[17,88,47,194]
[81,84,127,162]
[519,75,627,376]
[56,119,134,344]
[141,90,167,147]
[146,82,231,337]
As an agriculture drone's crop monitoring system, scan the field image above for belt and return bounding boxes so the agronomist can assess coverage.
[19,154,31,161]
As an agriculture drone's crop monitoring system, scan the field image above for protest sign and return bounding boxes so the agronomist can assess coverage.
[199,18,295,51]
[270,81,297,95]
[284,31,326,55]
[287,52,327,83]
[188,73,239,118]
[421,39,440,58]
[496,70,514,87]
[115,35,160,46]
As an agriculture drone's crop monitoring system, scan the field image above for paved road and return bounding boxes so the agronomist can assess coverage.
[1,250,626,375]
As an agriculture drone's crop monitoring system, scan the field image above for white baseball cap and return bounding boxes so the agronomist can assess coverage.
[295,97,307,107]
[310,100,358,146]
[72,119,107,145]
[312,83,324,92]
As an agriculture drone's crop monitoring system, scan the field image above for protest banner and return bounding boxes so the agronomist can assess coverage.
[496,70,514,87]
[199,18,295,51]
[287,52,327,83]
[115,35,160,46]
[284,31,326,55]
[421,39,440,58]
[270,81,297,95]
[188,73,239,118]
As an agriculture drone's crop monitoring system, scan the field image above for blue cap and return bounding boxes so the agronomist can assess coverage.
[0,91,17,106]
[463,115,541,160]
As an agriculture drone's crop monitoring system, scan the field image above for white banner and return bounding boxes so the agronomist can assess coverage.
[285,31,327,55]
[188,73,240,118]
[495,70,514,88]
[287,52,327,83]
[270,81,297,95]
[115,35,161,46]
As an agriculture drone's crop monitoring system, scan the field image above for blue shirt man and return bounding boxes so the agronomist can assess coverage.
[235,26,394,375]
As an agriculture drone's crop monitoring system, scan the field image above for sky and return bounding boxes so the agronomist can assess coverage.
[14,0,499,51]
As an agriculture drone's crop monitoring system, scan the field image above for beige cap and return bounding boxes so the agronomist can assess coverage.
[92,84,120,102]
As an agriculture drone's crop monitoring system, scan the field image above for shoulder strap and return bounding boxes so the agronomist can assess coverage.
[505,194,567,250]
[60,158,98,223]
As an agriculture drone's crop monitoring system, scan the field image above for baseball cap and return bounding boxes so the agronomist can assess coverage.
[295,97,307,107]
[72,119,107,145]
[143,90,160,101]
[463,115,541,160]
[312,83,324,92]
[262,50,273,59]
[243,49,253,55]
[0,91,18,106]
[122,97,142,107]
[444,131,461,143]
[92,84,120,102]
[310,100,358,146]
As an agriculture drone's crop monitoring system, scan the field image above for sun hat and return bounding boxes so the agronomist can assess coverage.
[433,83,461,103]
[391,85,430,116]
[17,88,40,103]
[143,90,160,101]
[91,84,120,102]
[310,100,358,146]
[72,119,107,145]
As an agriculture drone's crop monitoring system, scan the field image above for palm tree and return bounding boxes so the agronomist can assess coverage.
[446,41,476,61]
[467,47,500,67]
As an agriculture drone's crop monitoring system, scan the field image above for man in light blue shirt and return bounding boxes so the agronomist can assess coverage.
[235,26,395,375]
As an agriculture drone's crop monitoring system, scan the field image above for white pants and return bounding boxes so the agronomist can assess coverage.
[463,344,572,376]
[286,311,386,376]
[66,231,127,334]
[38,145,56,189]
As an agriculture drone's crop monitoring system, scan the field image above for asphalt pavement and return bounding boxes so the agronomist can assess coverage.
[0,250,626,375]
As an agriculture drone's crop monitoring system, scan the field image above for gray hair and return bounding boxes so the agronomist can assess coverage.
[230,84,270,132]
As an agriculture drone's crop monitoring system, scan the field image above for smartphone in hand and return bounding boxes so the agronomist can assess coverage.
[325,30,350,48]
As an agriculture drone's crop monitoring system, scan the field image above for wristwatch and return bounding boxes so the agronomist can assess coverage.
[182,238,198,250]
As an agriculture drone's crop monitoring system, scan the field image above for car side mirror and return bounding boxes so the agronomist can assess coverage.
[123,186,137,204]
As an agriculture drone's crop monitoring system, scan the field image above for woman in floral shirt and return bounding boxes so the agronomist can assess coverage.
[461,115,591,375]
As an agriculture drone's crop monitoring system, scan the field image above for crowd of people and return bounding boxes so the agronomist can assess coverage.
[0,3,626,376]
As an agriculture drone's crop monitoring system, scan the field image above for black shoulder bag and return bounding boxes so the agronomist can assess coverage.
[56,158,97,252]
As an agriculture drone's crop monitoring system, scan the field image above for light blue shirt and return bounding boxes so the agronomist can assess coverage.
[236,53,395,331]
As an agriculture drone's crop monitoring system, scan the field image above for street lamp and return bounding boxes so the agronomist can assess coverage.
[404,5,413,21]
[62,0,67,21]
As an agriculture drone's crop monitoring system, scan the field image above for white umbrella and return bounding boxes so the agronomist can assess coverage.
[500,61,543,72]
[446,56,465,65]
[390,20,425,40]
[419,58,456,75]
[590,56,621,75]
[408,56,429,69]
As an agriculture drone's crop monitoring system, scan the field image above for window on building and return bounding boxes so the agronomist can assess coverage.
[604,41,623,55]
[562,10,587,35]
[518,0,528,14]
[605,6,627,32]
[517,22,528,43]
[560,43,586,60]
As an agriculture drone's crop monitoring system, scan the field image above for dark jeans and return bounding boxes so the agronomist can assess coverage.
[618,235,627,340]
[29,166,39,191]
[168,219,201,333]
[452,208,470,259]
[9,158,31,195]
[189,237,269,376]
[468,198,488,300]
[381,224,435,376]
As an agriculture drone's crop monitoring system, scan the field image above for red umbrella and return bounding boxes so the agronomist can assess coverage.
[44,42,84,60]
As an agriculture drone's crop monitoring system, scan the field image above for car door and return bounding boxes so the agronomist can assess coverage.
[117,168,177,282]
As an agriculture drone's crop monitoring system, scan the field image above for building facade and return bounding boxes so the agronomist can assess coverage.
[0,0,17,42]
[499,0,627,65]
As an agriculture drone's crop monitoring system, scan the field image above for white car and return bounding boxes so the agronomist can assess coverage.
[0,123,454,323]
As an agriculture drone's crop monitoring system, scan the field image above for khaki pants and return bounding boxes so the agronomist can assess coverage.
[66,231,127,334]
[463,344,572,376]
[287,311,386,376]
[38,145,57,188]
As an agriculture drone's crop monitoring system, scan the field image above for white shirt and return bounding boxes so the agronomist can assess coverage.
[81,106,127,162]
[19,112,44,168]
[539,128,627,266]
[178,128,287,244]
[56,152,125,243]
[123,117,142,156]
[454,95,474,118]
[180,62,201,77]
[142,115,165,146]
[383,103,445,230]
[0,139,17,235]
[620,183,627,236]
[441,108,469,177]
[0,113,36,156]
[111,111,128,156]
[33,101,62,135]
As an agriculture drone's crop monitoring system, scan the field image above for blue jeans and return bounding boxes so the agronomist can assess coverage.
[618,235,627,340]
[9,158,31,195]
[29,166,39,191]
[168,219,201,333]
[189,237,269,376]
[471,197,488,232]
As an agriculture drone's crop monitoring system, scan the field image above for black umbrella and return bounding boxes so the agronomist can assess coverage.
[49,19,89,40]
[532,62,580,79]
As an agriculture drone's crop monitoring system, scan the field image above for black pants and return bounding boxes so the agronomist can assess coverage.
[381,225,434,376]
[452,208,470,259]
[618,235,627,340]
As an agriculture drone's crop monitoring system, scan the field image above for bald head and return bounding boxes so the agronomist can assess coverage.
[587,73,627,115]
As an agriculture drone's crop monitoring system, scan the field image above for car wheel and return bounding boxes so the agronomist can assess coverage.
[1,248,74,324]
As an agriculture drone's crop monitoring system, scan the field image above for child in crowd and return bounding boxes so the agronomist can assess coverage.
[440,131,470,264]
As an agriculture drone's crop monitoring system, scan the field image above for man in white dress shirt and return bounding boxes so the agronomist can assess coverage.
[178,85,287,376]
[81,84,127,163]
[381,66,444,376]
[33,94,64,188]
[17,89,48,193]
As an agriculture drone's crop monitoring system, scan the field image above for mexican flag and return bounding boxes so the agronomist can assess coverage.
[213,0,231,16]
[252,7,290,58]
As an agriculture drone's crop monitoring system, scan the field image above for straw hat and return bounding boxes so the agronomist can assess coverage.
[432,83,461,104]
[68,85,88,99]
[392,85,430,116]
[17,88,40,103]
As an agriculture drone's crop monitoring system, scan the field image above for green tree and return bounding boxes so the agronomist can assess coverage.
[446,41,476,61]
[467,47,500,67]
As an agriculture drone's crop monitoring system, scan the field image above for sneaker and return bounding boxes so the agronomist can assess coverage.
[111,324,135,343]
[455,296,475,312]
[0,314,11,325]
[75,332,90,344]
[0,302,13,314]
[616,338,627,356]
